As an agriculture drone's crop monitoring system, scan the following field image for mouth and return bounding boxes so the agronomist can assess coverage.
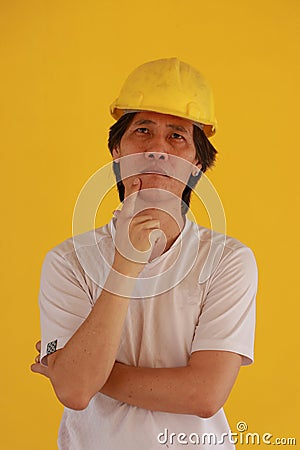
[140,168,169,177]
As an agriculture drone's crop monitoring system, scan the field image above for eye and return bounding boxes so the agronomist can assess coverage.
[136,127,149,134]
[171,132,184,140]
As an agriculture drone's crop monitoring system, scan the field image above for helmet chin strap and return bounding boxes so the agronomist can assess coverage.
[192,121,204,130]
[124,109,140,114]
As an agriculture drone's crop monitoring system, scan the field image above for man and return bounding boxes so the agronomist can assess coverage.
[31,58,257,449]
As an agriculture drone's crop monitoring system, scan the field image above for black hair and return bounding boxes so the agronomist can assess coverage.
[108,112,217,214]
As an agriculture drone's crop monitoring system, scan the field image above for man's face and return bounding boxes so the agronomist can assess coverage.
[112,111,202,201]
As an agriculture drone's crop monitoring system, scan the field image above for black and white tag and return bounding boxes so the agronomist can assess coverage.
[46,340,58,355]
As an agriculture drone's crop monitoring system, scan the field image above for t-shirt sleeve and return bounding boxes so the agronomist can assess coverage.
[191,245,257,365]
[38,248,93,366]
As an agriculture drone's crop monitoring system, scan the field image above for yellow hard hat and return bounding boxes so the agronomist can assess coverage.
[110,57,217,137]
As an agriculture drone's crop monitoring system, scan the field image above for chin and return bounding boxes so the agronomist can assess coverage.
[138,186,181,205]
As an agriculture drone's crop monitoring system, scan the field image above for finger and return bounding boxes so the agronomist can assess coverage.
[123,178,141,216]
[130,214,154,224]
[35,355,40,364]
[124,177,141,199]
[134,219,161,230]
[30,363,50,378]
[126,177,141,196]
[35,340,41,352]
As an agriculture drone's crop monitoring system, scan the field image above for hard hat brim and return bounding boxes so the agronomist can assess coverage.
[110,105,217,138]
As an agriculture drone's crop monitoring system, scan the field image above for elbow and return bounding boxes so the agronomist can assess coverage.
[54,386,91,411]
[60,397,90,411]
[50,371,108,410]
[190,395,223,418]
[49,372,94,411]
[196,404,221,418]
[47,355,109,411]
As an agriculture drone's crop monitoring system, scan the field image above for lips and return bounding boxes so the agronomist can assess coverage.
[140,167,169,177]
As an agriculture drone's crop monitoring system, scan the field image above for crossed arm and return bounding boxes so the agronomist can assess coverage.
[32,252,242,416]
[32,337,241,418]
[99,351,241,417]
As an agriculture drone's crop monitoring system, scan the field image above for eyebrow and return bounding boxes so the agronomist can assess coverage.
[166,124,188,133]
[133,119,188,133]
[134,119,156,126]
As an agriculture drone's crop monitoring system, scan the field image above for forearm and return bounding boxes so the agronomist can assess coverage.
[101,363,210,417]
[48,266,136,410]
[100,351,242,417]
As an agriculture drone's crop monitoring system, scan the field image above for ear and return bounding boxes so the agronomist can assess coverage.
[191,161,202,176]
[112,146,120,162]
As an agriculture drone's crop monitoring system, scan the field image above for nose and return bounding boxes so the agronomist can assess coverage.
[144,151,168,161]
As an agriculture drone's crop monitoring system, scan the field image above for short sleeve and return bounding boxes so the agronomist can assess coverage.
[191,245,258,365]
[38,248,93,366]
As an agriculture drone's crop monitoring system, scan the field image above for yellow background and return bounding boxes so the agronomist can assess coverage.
[1,0,299,448]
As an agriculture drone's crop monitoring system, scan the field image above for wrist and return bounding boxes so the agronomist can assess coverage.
[102,252,144,298]
[112,250,145,277]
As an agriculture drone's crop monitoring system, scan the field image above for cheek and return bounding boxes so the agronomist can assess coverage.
[119,135,144,154]
[170,160,194,185]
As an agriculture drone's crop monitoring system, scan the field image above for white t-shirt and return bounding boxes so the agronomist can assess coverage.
[39,218,257,450]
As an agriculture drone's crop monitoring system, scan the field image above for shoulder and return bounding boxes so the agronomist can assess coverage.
[42,222,113,273]
[189,220,256,256]
[186,220,257,283]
